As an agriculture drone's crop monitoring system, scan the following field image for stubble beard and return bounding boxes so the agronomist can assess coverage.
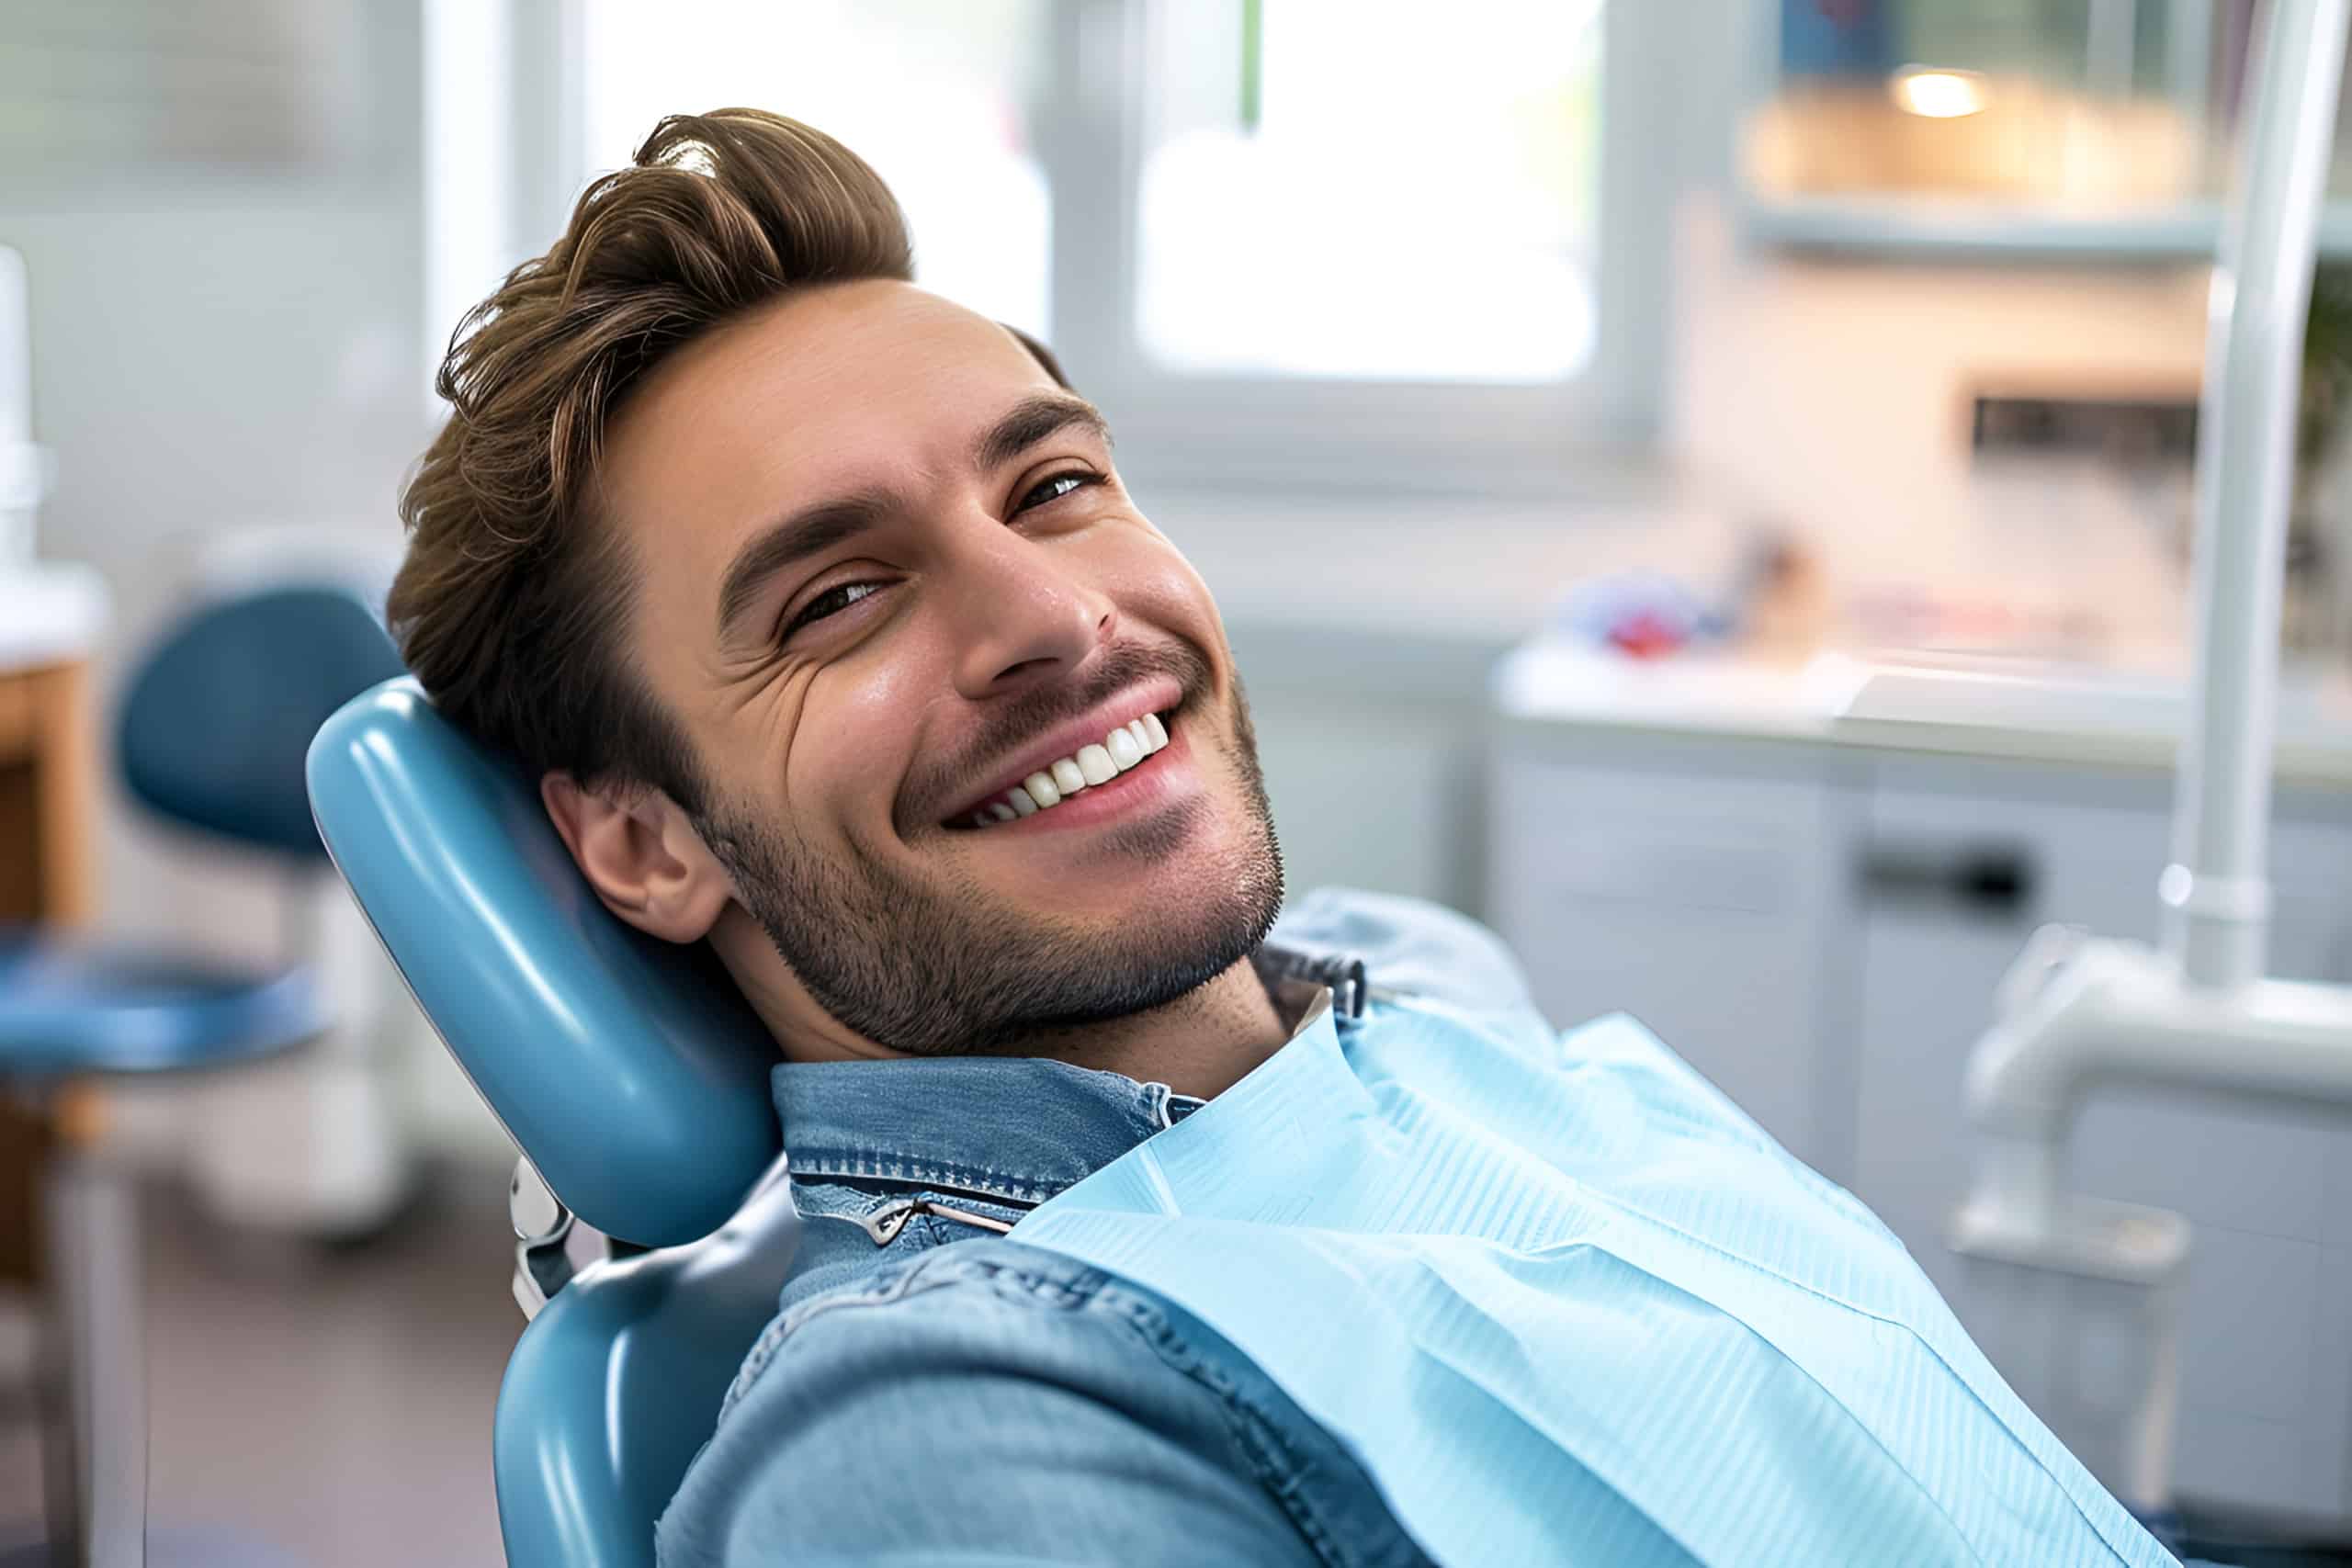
[695,676,1284,1055]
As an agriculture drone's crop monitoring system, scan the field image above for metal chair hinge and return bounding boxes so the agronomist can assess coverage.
[509,1158,576,1320]
[860,1198,1017,1247]
[1252,944,1398,1026]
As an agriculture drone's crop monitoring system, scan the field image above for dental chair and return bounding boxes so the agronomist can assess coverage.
[309,682,2245,1568]
[306,677,793,1566]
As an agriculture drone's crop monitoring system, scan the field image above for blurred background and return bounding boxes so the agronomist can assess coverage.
[9,0,2352,1561]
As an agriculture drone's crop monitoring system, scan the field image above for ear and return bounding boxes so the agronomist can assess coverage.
[541,772,737,943]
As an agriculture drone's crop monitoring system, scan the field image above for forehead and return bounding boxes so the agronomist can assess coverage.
[598,279,1062,551]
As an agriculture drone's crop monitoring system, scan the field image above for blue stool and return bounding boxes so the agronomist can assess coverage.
[0,584,403,1567]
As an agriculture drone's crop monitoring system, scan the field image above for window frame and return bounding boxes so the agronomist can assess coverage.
[1036,0,1672,493]
[512,0,1675,494]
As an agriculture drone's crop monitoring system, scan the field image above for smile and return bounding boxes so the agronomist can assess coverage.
[947,710,1174,829]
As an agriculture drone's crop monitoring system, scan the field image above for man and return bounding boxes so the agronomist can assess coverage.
[392,111,2176,1566]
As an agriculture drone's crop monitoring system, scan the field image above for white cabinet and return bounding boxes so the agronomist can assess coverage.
[1853,761,2170,1305]
[1850,766,2352,1517]
[1487,739,1860,1176]
[2069,807,2352,1517]
[1489,736,2352,1521]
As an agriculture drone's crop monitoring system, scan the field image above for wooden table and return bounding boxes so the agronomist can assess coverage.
[0,658,96,927]
[1,656,97,1287]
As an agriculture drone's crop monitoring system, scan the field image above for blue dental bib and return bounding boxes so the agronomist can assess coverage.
[1012,998,2176,1567]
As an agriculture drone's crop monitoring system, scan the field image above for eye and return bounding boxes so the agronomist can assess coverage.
[1016,469,1102,513]
[782,580,887,638]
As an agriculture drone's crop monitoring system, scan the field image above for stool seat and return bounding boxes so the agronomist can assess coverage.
[0,929,322,1077]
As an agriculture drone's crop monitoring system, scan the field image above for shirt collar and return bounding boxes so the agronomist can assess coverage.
[771,956,1330,1210]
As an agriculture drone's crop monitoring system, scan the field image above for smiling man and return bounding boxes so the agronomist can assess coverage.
[391,112,2178,1568]
[545,273,1291,1089]
[401,138,1286,1100]
[394,109,1409,1565]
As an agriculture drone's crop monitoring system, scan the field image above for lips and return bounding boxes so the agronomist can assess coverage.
[948,710,1173,828]
[933,678,1184,827]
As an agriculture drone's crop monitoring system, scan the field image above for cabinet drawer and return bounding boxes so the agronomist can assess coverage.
[1490,753,1845,1168]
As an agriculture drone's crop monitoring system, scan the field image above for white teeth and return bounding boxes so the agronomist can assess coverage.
[962,712,1174,828]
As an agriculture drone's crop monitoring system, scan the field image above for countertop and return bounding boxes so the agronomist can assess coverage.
[0,559,110,671]
[1155,483,1735,646]
[1494,640,2352,786]
[1156,483,1746,700]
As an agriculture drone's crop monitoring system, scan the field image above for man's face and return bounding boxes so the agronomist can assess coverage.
[597,280,1283,1055]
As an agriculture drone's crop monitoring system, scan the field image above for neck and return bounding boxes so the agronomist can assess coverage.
[711,908,1292,1098]
[1014,955,1293,1100]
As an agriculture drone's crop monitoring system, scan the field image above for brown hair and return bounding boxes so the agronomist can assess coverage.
[390,108,1063,810]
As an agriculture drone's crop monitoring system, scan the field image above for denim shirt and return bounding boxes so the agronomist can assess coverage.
[656,888,1550,1568]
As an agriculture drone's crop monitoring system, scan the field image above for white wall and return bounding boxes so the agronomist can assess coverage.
[1668,200,2211,659]
[0,3,503,1171]
[2,10,429,955]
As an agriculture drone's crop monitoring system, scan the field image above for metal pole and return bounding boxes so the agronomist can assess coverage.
[47,1152,149,1567]
[2164,0,2350,989]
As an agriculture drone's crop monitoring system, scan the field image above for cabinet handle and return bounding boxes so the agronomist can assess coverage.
[1860,844,2037,917]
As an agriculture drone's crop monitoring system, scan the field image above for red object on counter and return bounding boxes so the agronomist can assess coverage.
[1607,611,1686,660]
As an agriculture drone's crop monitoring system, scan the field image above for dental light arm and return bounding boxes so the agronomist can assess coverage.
[1967,940,2352,1229]
[1962,0,2352,1254]
[1951,15,2352,1510]
[2166,0,2349,992]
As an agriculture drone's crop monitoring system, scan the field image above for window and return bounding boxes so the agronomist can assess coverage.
[1133,0,1602,383]
[461,0,1654,490]
[577,0,1054,338]
[0,0,394,175]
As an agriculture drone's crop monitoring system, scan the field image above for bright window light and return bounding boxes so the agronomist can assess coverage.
[577,0,1054,340]
[1136,0,1604,384]
[423,0,512,408]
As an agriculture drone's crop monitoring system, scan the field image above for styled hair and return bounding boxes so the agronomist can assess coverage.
[389,108,1063,809]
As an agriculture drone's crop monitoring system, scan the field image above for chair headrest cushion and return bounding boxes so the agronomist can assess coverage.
[308,678,780,1245]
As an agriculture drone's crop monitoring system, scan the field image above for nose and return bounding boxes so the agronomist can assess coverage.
[942,522,1116,701]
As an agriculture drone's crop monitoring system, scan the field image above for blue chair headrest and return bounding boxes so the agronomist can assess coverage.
[122,583,408,858]
[307,677,781,1246]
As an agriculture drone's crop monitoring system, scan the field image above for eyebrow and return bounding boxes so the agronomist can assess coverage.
[714,391,1116,644]
[972,391,1113,472]
[716,488,900,644]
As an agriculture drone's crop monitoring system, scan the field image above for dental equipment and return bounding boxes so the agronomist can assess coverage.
[1956,0,2352,1512]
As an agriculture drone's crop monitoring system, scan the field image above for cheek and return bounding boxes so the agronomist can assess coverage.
[776,654,931,833]
[1096,528,1229,651]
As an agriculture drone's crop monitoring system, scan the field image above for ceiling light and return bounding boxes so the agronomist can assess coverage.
[1890,66,1988,119]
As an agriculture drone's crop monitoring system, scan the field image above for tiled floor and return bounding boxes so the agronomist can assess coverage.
[2,1162,521,1565]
